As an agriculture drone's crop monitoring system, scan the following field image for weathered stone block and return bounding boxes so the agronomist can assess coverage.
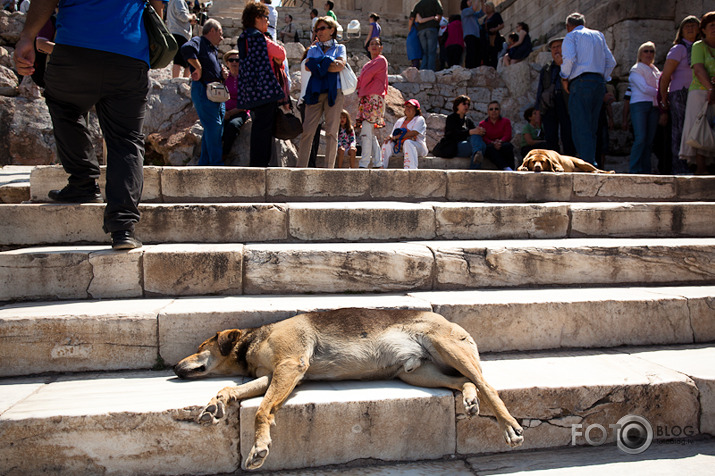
[457,352,700,454]
[416,287,694,353]
[0,299,168,376]
[0,371,240,475]
[446,171,573,202]
[434,203,570,239]
[143,244,243,297]
[426,238,715,289]
[571,203,715,237]
[243,243,434,294]
[267,168,371,201]
[0,246,141,301]
[573,174,676,201]
[138,203,288,243]
[369,169,447,199]
[159,167,266,202]
[239,381,455,471]
[631,345,715,436]
[288,202,436,241]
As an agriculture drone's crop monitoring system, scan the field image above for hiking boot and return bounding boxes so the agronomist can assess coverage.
[48,183,103,203]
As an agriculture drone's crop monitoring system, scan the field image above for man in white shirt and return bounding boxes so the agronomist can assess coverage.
[559,12,616,166]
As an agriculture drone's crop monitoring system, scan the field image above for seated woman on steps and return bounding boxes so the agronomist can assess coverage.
[433,95,486,169]
[380,99,428,169]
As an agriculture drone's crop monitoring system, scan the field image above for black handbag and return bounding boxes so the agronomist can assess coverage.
[274,105,303,140]
[144,2,178,69]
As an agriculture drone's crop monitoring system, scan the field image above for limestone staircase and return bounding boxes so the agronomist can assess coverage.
[1,165,714,474]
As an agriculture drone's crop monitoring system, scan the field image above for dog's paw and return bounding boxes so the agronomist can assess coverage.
[244,444,270,470]
[503,423,524,447]
[197,398,225,425]
[462,394,479,417]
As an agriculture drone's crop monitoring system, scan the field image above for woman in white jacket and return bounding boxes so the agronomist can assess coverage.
[380,99,428,169]
[628,41,660,174]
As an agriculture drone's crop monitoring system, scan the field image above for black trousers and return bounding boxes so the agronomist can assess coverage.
[464,35,481,69]
[249,101,278,167]
[484,142,515,169]
[542,96,576,156]
[44,44,148,234]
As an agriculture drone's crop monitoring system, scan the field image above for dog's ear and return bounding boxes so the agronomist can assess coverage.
[517,157,531,171]
[217,329,241,356]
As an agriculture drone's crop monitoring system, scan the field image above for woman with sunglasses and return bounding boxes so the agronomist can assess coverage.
[297,16,347,168]
[628,41,660,174]
[235,2,286,167]
[659,16,701,174]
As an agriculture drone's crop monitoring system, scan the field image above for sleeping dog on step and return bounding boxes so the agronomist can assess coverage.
[174,308,524,470]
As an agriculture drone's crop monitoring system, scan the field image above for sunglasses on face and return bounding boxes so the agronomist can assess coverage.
[642,49,655,53]
[489,107,500,111]
[227,58,239,63]
[314,26,329,32]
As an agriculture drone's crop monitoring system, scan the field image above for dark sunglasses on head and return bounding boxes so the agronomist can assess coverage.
[315,26,329,32]
[227,58,239,63]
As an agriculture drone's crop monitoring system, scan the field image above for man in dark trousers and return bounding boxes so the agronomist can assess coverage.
[559,12,616,166]
[14,0,163,250]
[535,37,576,155]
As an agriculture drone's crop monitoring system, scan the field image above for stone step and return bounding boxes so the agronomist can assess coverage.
[2,201,714,247]
[1,287,712,377]
[1,345,712,474]
[0,165,31,204]
[1,238,714,303]
[28,166,715,204]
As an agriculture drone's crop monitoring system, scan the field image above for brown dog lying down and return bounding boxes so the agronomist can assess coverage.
[518,149,615,173]
[175,308,524,470]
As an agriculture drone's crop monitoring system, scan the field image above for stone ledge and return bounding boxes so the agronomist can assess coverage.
[2,239,714,302]
[2,201,714,247]
[28,165,715,204]
[0,347,710,473]
[1,287,713,376]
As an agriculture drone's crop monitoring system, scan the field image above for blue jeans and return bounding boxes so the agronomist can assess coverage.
[418,27,439,71]
[568,73,605,165]
[629,101,659,174]
[191,81,225,166]
[456,135,486,157]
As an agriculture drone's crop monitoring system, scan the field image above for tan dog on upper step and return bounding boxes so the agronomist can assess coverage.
[518,148,615,173]
[174,308,524,470]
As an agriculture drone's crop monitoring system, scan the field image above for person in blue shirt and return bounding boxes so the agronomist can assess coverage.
[461,0,484,69]
[14,0,164,250]
[559,12,616,166]
[182,18,227,167]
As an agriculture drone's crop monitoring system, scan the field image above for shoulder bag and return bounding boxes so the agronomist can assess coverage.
[686,102,715,153]
[339,62,358,95]
[144,1,178,69]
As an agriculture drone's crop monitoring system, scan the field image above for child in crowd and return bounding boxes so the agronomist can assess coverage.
[498,32,519,65]
[520,107,547,156]
[337,110,358,168]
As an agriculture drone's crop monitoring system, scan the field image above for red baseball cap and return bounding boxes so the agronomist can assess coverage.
[404,99,421,109]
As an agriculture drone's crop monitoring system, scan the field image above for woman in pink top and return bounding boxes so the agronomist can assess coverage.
[445,14,465,67]
[356,37,389,168]
[658,15,701,174]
